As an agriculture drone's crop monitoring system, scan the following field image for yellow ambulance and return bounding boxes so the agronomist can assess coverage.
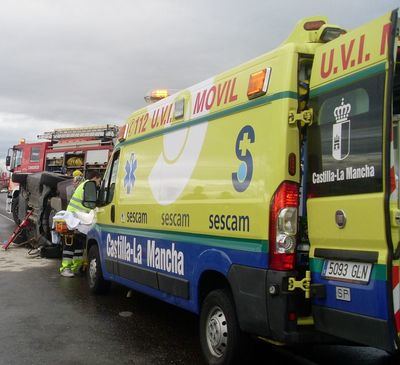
[83,9,400,364]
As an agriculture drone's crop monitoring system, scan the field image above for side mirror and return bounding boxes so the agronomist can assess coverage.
[82,180,98,209]
[5,156,11,167]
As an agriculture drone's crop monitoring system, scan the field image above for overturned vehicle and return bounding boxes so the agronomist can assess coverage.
[12,171,74,249]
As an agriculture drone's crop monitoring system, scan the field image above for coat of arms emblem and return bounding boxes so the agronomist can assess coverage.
[332,98,351,161]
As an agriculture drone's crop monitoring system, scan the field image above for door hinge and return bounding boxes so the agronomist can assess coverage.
[288,271,311,299]
[390,208,400,227]
[288,109,313,127]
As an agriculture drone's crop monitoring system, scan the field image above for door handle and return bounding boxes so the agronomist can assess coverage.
[111,205,115,223]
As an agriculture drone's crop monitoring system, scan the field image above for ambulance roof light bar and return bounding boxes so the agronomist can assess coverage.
[283,16,345,44]
[37,125,119,141]
[144,89,170,104]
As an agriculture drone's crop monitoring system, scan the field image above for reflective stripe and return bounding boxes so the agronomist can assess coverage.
[67,180,91,213]
[74,249,84,254]
[60,259,73,271]
[63,250,74,256]
[68,202,90,213]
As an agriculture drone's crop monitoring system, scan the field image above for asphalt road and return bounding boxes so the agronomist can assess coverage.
[0,192,398,365]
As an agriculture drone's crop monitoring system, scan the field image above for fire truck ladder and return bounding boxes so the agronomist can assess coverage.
[37,125,119,141]
[2,211,33,250]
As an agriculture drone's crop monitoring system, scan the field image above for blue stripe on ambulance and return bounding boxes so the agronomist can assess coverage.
[311,270,389,320]
[87,224,268,314]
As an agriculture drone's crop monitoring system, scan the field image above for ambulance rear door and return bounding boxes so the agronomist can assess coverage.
[306,10,399,351]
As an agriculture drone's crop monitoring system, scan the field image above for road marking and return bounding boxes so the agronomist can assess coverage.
[0,212,14,223]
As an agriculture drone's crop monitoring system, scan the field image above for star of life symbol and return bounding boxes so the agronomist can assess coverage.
[332,98,351,161]
[124,153,137,194]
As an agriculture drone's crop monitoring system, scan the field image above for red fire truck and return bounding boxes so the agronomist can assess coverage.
[5,125,119,246]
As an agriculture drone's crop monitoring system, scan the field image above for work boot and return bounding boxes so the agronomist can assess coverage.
[60,268,75,278]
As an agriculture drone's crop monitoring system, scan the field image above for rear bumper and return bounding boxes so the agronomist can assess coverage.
[313,305,397,352]
[228,265,338,344]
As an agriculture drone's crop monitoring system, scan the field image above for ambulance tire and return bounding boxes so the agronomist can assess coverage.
[87,245,110,294]
[200,288,243,365]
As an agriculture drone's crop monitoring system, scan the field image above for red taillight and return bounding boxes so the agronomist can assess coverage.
[303,20,325,31]
[269,181,299,271]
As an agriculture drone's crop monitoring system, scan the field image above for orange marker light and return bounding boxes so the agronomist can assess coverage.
[117,124,128,141]
[247,68,271,100]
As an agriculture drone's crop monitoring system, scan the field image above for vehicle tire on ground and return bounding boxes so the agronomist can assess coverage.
[11,195,20,225]
[87,244,110,294]
[200,288,244,365]
[41,200,57,240]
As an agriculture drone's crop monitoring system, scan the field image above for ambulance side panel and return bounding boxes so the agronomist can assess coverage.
[89,46,301,339]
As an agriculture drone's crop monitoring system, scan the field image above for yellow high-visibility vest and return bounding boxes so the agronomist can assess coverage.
[67,180,91,213]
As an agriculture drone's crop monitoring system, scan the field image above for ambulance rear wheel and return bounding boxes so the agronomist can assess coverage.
[87,245,110,294]
[200,289,242,365]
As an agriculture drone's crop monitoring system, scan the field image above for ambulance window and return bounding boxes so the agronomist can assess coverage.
[307,73,384,197]
[99,150,120,205]
[30,147,40,162]
[106,151,120,204]
[318,89,369,124]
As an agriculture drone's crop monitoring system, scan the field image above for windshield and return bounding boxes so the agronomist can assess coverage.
[12,149,23,170]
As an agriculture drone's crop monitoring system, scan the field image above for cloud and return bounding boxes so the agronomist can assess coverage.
[0,0,397,159]
[0,112,75,159]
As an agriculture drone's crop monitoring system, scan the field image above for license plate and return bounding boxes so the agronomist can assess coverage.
[322,259,372,284]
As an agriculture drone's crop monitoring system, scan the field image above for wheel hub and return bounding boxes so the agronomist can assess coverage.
[206,306,228,358]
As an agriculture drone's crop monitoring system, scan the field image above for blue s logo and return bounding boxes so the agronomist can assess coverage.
[232,125,255,192]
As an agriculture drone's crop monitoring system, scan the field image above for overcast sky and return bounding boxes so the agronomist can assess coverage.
[0,0,398,164]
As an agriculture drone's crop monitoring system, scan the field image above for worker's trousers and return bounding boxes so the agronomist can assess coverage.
[59,233,85,273]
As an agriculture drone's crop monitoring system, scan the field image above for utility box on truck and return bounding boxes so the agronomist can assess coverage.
[82,10,400,364]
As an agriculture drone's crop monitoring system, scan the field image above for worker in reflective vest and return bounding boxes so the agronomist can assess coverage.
[60,171,102,277]
[67,179,91,214]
